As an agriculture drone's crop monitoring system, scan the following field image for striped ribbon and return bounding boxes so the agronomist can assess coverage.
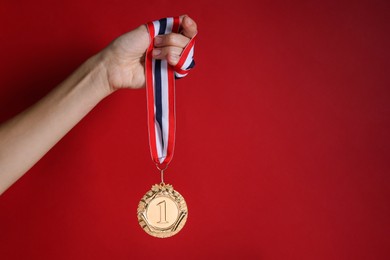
[145,17,196,170]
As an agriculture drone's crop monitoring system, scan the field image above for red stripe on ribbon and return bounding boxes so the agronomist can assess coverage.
[145,17,195,170]
[175,35,196,70]
[145,23,159,164]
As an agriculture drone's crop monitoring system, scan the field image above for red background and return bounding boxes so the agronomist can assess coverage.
[0,0,389,259]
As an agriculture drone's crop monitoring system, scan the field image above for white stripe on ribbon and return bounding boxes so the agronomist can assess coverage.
[160,60,169,163]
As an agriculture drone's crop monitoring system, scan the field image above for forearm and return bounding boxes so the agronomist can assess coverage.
[0,53,111,195]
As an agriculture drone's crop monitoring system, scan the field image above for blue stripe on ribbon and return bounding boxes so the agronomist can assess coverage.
[154,18,167,150]
[158,18,167,35]
[187,60,196,70]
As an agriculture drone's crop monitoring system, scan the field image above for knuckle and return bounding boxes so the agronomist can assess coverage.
[166,47,176,56]
[166,34,177,45]
[163,47,177,57]
[162,47,170,57]
[171,47,182,56]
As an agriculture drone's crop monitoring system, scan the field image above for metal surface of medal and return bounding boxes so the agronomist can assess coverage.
[137,170,188,238]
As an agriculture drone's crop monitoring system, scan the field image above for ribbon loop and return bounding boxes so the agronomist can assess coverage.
[145,17,196,168]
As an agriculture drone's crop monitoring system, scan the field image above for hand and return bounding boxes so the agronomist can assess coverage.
[100,15,198,92]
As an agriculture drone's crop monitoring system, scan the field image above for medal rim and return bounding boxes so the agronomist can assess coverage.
[137,183,188,238]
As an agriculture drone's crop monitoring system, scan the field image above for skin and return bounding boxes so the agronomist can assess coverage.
[0,15,198,195]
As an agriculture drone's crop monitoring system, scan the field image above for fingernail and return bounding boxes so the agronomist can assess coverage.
[186,16,193,25]
[154,36,163,45]
[171,54,179,62]
[153,49,161,56]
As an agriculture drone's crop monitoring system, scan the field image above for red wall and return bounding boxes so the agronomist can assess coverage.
[1,0,389,259]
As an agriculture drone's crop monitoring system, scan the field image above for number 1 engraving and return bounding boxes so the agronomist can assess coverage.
[157,200,168,224]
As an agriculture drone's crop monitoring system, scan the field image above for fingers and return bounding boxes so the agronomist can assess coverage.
[154,33,190,49]
[152,46,183,66]
[154,15,197,48]
[152,15,197,66]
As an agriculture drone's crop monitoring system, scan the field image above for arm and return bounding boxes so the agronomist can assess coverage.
[0,15,197,195]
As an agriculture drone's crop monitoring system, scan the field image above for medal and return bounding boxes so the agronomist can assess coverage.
[137,17,196,238]
[137,182,188,238]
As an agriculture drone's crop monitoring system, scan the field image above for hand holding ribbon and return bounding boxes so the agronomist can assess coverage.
[100,15,197,91]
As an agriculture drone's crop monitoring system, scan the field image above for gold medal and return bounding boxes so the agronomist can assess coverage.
[137,183,188,238]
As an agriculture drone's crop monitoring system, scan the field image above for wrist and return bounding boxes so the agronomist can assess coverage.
[85,52,115,98]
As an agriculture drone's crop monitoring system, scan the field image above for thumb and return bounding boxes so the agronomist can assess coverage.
[180,15,197,38]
